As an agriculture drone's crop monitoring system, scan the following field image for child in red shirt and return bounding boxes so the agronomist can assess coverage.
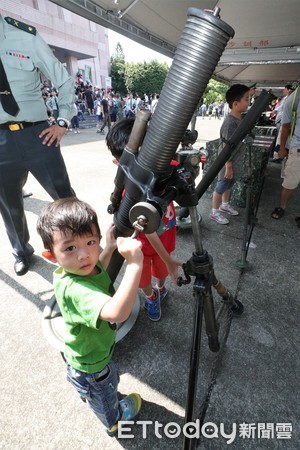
[106,118,182,321]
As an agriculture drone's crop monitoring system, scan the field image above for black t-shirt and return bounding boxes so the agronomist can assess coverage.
[84,89,94,102]
[101,99,109,114]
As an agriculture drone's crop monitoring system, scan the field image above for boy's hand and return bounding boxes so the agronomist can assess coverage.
[105,223,117,251]
[166,257,183,285]
[278,147,288,159]
[117,237,143,264]
[224,165,233,179]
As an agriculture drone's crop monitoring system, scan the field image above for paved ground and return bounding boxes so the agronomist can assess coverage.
[1,117,299,449]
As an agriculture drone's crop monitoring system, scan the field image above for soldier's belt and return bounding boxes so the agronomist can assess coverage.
[0,120,47,131]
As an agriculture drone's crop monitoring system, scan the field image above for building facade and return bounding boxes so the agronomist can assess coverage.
[0,0,110,88]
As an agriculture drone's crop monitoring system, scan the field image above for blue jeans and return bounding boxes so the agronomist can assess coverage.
[66,360,120,429]
[71,115,79,129]
[215,178,235,195]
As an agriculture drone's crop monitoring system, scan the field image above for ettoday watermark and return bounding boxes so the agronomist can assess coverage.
[118,420,293,443]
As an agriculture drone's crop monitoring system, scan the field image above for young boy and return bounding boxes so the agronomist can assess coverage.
[209,84,250,225]
[37,197,144,436]
[106,118,182,322]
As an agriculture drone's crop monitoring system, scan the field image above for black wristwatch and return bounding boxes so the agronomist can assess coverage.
[57,118,68,128]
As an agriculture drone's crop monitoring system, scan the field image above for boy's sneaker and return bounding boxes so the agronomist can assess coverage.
[144,287,161,321]
[106,393,142,437]
[219,204,239,216]
[158,285,168,303]
[209,211,229,225]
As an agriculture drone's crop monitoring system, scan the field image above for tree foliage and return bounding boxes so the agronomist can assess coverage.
[203,79,228,105]
[110,42,168,95]
[109,42,227,103]
[110,43,126,95]
[124,60,168,95]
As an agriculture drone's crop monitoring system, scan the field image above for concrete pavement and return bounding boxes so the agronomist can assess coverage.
[1,117,299,449]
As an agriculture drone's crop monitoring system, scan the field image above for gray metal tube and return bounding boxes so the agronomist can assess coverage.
[138,8,234,173]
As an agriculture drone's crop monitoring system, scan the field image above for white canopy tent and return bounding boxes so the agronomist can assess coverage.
[51,0,300,90]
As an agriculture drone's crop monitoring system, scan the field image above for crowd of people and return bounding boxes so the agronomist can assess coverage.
[42,76,161,136]
[199,101,225,119]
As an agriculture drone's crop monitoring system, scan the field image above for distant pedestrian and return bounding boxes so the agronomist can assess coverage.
[70,103,80,134]
[200,103,207,119]
[151,94,159,114]
[99,91,111,135]
[214,104,220,119]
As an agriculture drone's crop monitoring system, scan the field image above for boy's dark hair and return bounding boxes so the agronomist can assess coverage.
[226,84,249,108]
[106,118,135,160]
[37,197,100,252]
[285,84,294,91]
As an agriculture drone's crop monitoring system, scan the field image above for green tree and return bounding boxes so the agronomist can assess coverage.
[124,60,168,95]
[110,42,126,95]
[203,79,228,105]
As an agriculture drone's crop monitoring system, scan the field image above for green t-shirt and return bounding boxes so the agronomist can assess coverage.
[53,261,117,373]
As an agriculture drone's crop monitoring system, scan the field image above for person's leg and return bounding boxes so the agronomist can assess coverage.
[96,115,101,132]
[71,116,76,130]
[152,254,169,303]
[219,185,239,215]
[142,284,153,296]
[210,181,230,224]
[0,129,34,261]
[212,190,222,210]
[280,187,294,209]
[66,361,120,430]
[100,113,108,133]
[107,114,112,131]
[272,150,300,218]
[221,189,231,203]
[25,122,75,200]
[156,278,166,289]
[140,256,161,321]
[74,115,80,133]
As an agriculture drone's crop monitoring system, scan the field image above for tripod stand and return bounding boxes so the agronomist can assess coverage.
[107,90,274,450]
[175,193,242,450]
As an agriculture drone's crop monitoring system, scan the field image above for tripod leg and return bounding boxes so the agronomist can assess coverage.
[203,288,220,353]
[212,273,244,316]
[183,280,205,450]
